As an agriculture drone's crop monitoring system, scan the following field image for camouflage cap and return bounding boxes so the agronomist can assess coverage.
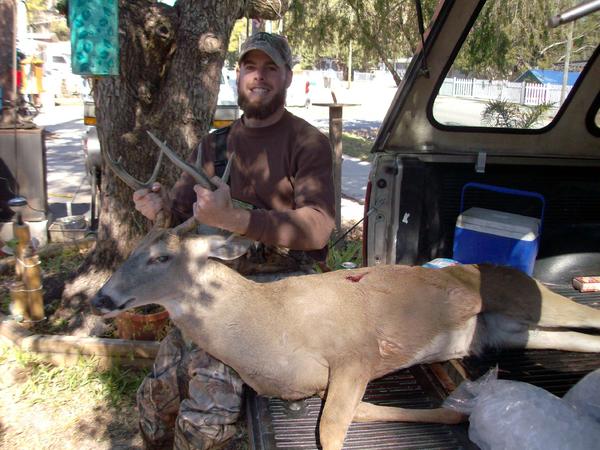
[239,32,293,69]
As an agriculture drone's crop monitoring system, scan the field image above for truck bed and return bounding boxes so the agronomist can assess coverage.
[246,365,473,450]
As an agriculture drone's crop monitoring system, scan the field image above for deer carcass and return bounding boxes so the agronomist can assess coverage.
[91,224,600,450]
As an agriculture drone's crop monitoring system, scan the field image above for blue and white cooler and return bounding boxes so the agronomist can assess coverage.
[452,183,545,275]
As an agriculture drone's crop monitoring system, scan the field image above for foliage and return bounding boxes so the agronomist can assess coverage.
[55,0,68,17]
[40,245,87,275]
[340,132,373,161]
[0,344,147,407]
[481,99,554,129]
[1,290,10,315]
[324,238,362,271]
[454,0,600,79]
[50,18,70,40]
[25,0,68,35]
[285,0,436,82]
[226,19,250,68]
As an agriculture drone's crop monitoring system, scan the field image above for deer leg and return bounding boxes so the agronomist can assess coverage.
[535,284,600,329]
[353,402,466,424]
[505,329,600,353]
[319,364,370,450]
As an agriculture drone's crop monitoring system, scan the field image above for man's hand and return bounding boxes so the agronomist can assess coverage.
[193,177,250,235]
[133,182,167,221]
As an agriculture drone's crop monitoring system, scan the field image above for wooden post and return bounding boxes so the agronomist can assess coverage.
[11,216,44,323]
[13,219,30,278]
[9,280,27,319]
[313,102,359,232]
[329,105,343,231]
[21,252,44,322]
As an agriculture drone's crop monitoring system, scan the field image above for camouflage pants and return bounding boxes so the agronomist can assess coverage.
[137,328,243,450]
[137,270,311,450]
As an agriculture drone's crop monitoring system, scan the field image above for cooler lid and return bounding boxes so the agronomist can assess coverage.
[456,207,540,241]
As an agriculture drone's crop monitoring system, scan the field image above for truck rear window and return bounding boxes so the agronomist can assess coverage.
[431,0,599,130]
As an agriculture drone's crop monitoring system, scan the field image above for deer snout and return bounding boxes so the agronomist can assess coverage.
[90,292,118,315]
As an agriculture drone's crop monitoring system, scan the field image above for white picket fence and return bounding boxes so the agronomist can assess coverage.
[439,77,570,106]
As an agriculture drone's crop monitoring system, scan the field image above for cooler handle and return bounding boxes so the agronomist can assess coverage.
[460,182,546,224]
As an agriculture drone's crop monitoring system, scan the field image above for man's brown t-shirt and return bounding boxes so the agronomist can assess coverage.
[170,110,335,262]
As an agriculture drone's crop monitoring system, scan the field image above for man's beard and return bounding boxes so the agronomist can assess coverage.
[238,86,286,120]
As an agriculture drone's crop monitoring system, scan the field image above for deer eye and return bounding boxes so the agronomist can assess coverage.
[149,255,171,265]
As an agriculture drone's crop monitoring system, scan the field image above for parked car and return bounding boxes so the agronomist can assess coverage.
[286,73,311,107]
[247,1,600,449]
[81,91,101,229]
[82,69,240,228]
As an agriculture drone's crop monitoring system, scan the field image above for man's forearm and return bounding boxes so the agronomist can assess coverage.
[221,207,251,235]
[245,207,334,250]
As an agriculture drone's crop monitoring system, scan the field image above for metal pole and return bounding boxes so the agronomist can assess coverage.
[560,20,574,105]
[347,41,353,89]
[549,0,600,27]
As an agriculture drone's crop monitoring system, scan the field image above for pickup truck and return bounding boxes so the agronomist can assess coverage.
[82,69,240,228]
[245,1,600,449]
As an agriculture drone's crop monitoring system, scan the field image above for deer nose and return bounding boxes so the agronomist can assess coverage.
[91,292,117,315]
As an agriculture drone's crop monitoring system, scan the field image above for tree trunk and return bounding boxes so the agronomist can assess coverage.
[62,0,290,334]
[0,0,16,126]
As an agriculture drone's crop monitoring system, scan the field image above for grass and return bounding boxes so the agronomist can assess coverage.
[315,238,363,273]
[1,289,10,315]
[341,132,374,161]
[39,244,88,275]
[0,344,147,408]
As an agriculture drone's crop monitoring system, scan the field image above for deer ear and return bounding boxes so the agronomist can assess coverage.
[208,234,253,261]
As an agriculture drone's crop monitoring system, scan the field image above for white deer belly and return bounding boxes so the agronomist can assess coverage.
[236,350,330,400]
[410,316,479,364]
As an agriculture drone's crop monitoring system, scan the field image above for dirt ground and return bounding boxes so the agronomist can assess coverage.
[0,357,144,450]
[0,241,144,449]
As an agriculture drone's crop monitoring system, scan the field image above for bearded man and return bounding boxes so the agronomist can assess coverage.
[133,33,335,449]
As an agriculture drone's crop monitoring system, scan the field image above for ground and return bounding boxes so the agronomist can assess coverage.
[0,345,144,450]
[0,243,144,449]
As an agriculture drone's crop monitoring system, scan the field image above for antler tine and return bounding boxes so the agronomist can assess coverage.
[221,151,235,185]
[170,215,199,236]
[146,131,216,192]
[154,210,172,229]
[104,148,164,191]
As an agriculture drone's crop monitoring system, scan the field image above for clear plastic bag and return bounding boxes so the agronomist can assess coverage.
[563,368,600,423]
[443,368,600,450]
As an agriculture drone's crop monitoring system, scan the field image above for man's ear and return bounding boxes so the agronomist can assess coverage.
[285,69,293,89]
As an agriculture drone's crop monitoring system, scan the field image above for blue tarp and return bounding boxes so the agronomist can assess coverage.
[516,69,579,86]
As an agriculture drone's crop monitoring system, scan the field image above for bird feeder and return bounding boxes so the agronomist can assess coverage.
[69,0,119,76]
[8,197,44,325]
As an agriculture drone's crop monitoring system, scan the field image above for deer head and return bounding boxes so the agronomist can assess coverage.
[94,130,253,316]
[91,223,252,318]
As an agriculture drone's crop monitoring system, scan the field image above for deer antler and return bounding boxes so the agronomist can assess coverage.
[146,131,217,191]
[104,141,172,227]
[104,147,165,191]
[105,130,237,231]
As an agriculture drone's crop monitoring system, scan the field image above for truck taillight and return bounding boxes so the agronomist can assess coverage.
[362,180,372,267]
[305,81,309,94]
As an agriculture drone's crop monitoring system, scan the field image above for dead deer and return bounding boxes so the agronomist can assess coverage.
[95,134,600,450]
